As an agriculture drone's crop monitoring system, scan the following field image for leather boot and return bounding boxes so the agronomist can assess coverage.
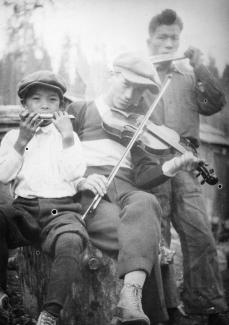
[36,310,57,325]
[112,283,150,324]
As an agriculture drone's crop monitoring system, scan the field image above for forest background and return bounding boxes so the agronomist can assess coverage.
[0,0,228,137]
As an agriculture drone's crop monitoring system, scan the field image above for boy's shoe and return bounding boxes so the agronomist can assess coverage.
[36,311,57,325]
[112,283,150,324]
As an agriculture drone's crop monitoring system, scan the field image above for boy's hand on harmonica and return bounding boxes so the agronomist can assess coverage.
[15,111,42,154]
[53,111,74,148]
[20,112,42,138]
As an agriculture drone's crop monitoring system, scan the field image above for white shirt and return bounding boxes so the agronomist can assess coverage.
[81,96,132,169]
[0,123,86,198]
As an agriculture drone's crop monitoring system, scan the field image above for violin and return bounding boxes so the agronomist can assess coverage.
[102,108,218,186]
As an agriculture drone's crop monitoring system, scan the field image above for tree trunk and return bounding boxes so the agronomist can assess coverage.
[18,245,122,325]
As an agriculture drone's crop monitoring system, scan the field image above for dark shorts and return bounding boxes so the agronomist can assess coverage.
[1,196,89,254]
[1,194,121,257]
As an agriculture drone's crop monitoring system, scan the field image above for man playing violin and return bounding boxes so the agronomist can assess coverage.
[67,52,204,325]
[139,8,228,325]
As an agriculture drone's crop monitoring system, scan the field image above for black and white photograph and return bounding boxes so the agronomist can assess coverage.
[0,1,228,324]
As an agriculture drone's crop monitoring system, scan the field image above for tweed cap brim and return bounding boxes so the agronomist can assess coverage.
[17,70,66,99]
[113,53,161,93]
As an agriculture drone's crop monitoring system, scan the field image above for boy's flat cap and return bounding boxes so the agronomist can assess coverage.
[113,52,161,93]
[17,70,67,99]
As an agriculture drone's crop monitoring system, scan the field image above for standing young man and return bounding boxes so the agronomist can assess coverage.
[142,9,228,325]
[68,52,204,325]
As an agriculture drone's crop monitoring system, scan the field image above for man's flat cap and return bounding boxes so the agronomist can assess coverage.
[113,52,161,93]
[17,70,67,99]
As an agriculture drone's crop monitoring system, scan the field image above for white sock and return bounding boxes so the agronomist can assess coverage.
[124,270,146,288]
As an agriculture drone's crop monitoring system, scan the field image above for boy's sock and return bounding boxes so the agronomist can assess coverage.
[43,232,83,317]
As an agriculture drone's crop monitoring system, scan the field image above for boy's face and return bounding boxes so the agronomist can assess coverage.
[24,85,61,115]
[108,73,146,110]
[147,24,181,56]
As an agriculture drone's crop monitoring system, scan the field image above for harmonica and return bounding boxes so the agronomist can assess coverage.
[38,113,75,120]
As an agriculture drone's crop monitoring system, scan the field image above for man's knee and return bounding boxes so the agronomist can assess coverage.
[131,191,159,205]
[122,192,162,234]
[133,191,161,214]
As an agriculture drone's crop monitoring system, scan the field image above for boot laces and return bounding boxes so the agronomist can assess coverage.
[38,311,57,325]
[124,283,143,312]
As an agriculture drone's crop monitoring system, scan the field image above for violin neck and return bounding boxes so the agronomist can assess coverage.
[167,139,186,154]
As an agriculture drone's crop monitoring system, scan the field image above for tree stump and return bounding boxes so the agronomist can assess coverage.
[18,245,122,325]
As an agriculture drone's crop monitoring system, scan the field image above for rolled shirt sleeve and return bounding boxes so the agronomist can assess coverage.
[0,130,23,184]
[58,132,86,183]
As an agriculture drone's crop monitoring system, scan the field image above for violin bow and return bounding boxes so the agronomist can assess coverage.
[82,75,172,221]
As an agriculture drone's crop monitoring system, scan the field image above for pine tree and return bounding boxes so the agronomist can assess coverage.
[1,0,52,104]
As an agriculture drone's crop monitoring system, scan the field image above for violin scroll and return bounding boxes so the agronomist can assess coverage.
[196,161,218,186]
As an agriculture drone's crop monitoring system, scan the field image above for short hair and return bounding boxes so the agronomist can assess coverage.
[148,9,183,35]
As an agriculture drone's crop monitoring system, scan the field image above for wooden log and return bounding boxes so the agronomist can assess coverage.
[0,105,21,141]
[18,245,122,325]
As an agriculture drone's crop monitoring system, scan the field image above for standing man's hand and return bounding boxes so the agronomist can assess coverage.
[53,111,74,148]
[14,110,42,155]
[184,46,204,69]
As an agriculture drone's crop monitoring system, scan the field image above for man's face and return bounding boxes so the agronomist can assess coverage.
[109,73,146,110]
[147,24,181,56]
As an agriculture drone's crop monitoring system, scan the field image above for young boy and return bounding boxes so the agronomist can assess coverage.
[0,70,88,325]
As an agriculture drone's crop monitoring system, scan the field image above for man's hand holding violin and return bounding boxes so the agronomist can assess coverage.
[162,151,202,177]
